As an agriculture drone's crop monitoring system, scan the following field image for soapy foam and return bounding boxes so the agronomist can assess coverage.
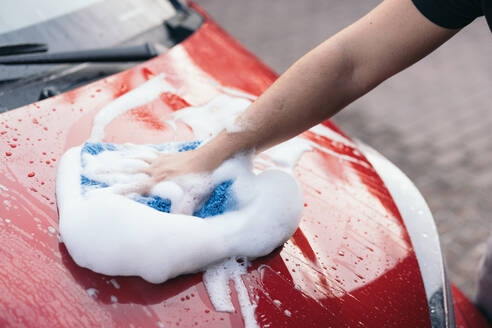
[58,145,301,284]
[57,75,304,327]
[89,74,176,142]
[59,75,361,326]
[170,94,251,139]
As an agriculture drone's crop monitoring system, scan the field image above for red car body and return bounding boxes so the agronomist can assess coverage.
[0,3,489,327]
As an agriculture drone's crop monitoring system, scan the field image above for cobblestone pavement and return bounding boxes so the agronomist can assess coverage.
[196,0,492,299]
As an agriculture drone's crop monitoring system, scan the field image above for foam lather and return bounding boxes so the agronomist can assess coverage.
[56,141,303,284]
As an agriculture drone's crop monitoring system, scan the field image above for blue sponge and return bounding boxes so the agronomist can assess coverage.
[80,141,236,218]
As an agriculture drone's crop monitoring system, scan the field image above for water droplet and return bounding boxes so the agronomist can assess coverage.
[46,161,51,164]
[27,172,35,177]
[12,138,17,141]
[32,118,38,124]
[9,144,16,148]
[5,152,11,156]
[338,250,345,256]
[42,152,47,155]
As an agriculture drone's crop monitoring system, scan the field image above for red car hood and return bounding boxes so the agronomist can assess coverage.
[0,5,430,328]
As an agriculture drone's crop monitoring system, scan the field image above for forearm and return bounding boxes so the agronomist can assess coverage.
[145,0,457,183]
[204,36,361,164]
[192,0,456,170]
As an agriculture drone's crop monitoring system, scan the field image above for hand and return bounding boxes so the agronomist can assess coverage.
[142,147,222,184]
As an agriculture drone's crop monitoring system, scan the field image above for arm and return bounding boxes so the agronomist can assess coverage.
[144,0,458,182]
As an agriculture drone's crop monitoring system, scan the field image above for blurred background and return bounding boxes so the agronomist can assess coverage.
[196,0,492,299]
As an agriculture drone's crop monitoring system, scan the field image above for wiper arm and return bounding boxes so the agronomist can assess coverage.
[0,43,165,65]
[0,43,48,56]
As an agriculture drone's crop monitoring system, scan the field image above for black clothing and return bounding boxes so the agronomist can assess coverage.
[412,0,492,31]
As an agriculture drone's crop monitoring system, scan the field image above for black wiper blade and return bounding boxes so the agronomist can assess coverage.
[0,43,165,65]
[0,43,48,56]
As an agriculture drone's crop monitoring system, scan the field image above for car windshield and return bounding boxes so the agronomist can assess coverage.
[0,0,176,80]
[0,0,190,112]
[0,0,103,35]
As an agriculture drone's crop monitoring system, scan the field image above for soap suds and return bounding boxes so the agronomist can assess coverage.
[203,256,257,327]
[171,94,251,139]
[309,124,355,147]
[89,74,176,142]
[57,75,304,328]
[58,75,356,327]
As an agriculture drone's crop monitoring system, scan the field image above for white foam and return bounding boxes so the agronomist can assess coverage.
[309,124,355,147]
[171,94,251,139]
[89,74,176,142]
[57,76,311,327]
[58,147,302,285]
[261,135,370,171]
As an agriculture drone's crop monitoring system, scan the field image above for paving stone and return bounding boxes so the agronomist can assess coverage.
[196,0,492,300]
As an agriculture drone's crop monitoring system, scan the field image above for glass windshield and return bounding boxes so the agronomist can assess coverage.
[0,0,104,35]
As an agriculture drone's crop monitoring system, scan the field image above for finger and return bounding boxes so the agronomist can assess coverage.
[111,179,154,195]
[128,156,154,164]
[141,166,152,175]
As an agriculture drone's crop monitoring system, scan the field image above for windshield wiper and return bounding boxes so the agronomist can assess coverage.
[0,43,165,65]
[0,43,48,56]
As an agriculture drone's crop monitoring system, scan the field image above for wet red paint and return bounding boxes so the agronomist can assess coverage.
[141,67,155,80]
[0,2,483,327]
[452,284,490,327]
[160,92,191,111]
[128,106,166,131]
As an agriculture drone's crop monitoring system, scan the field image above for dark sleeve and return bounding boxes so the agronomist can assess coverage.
[412,0,483,29]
